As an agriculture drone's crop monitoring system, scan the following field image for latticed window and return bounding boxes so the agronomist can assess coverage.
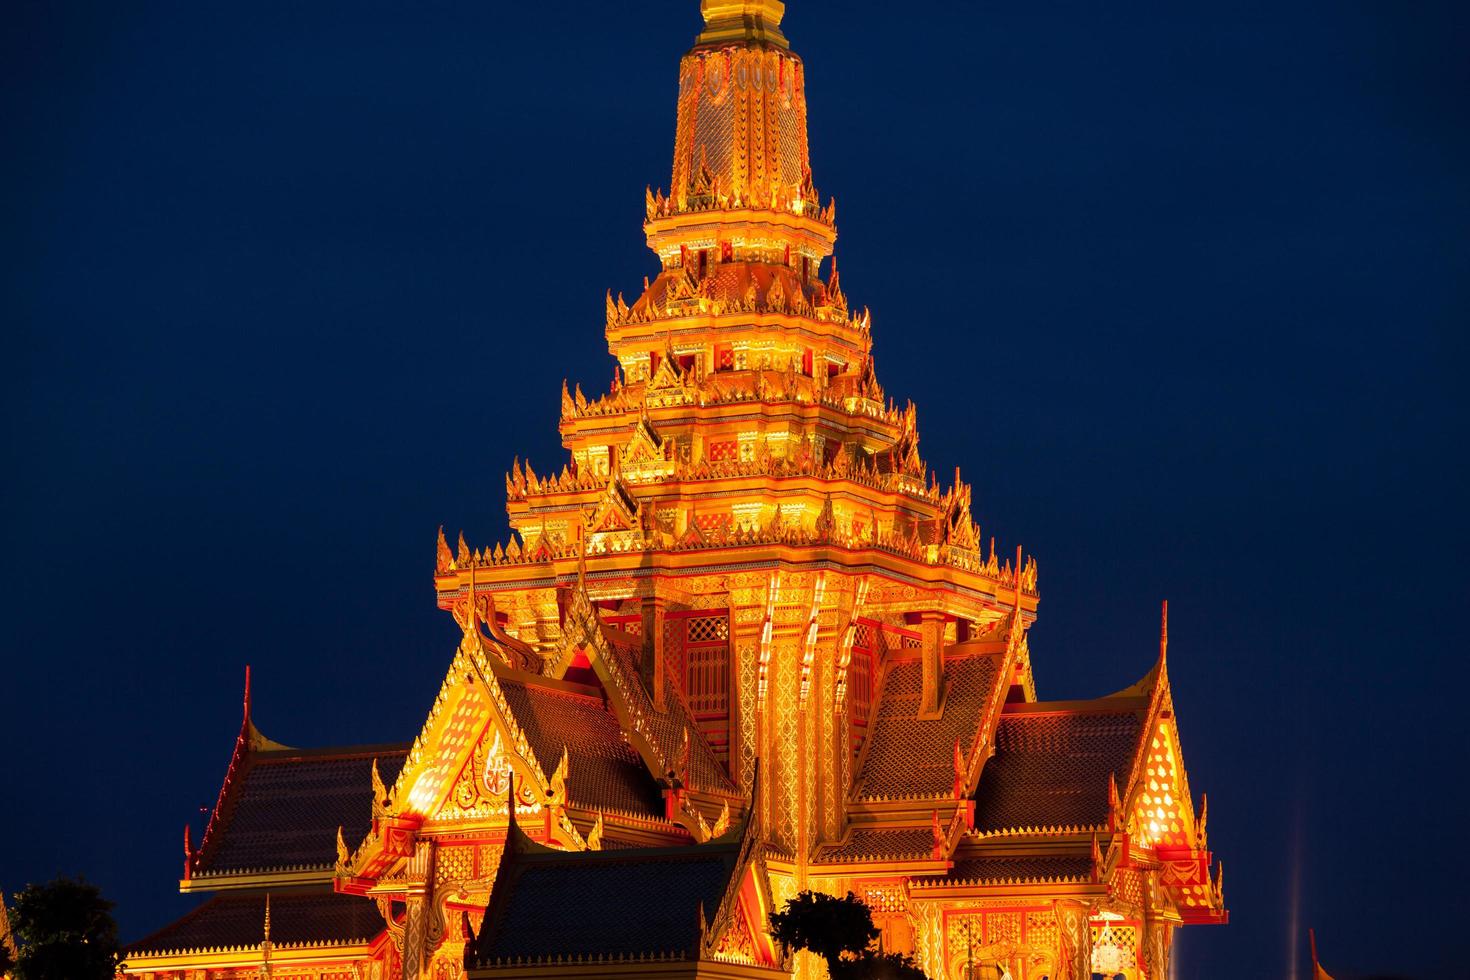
[601,612,642,636]
[850,646,874,723]
[687,615,729,644]
[849,621,878,761]
[662,609,733,769]
[682,614,730,715]
[686,645,726,714]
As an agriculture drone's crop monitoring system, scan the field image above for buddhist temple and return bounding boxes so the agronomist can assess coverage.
[122,2,1227,977]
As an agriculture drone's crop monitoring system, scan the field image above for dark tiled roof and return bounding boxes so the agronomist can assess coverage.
[855,654,1001,801]
[198,746,408,874]
[972,709,1141,834]
[498,678,665,818]
[472,843,738,963]
[932,854,1094,886]
[600,626,736,797]
[816,827,935,864]
[128,892,384,955]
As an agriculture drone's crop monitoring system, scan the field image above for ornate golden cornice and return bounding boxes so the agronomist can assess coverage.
[697,0,788,49]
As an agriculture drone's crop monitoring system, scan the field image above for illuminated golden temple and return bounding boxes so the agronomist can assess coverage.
[123,2,1226,977]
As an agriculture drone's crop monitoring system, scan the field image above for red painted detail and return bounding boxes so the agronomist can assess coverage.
[707,439,739,461]
[663,608,729,620]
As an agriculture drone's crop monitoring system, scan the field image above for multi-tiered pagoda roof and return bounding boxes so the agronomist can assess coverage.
[123,2,1225,978]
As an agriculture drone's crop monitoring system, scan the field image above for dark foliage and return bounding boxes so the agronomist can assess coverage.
[769,890,879,968]
[769,890,929,979]
[7,877,121,980]
[832,949,930,980]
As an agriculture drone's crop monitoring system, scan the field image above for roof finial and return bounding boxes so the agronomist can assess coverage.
[243,664,252,725]
[260,893,273,977]
[697,0,788,49]
[1013,544,1026,619]
[466,554,479,634]
[1160,599,1169,668]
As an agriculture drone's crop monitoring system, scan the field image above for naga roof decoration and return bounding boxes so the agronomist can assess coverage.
[127,3,1225,977]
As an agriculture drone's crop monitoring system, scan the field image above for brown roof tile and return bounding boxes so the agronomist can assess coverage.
[855,654,1002,801]
[128,892,383,955]
[972,709,1141,834]
[196,746,408,875]
[497,677,665,819]
[816,827,935,864]
[470,841,740,964]
[600,626,736,797]
[931,854,1093,886]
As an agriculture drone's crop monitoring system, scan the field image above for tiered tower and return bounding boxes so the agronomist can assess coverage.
[121,5,1225,979]
[447,0,1033,874]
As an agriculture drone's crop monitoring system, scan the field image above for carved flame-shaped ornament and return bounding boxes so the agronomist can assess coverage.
[482,731,512,798]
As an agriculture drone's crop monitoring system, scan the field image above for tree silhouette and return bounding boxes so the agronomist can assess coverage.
[6,877,121,980]
[769,890,928,979]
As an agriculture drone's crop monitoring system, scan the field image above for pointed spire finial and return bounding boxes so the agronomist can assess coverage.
[1160,599,1169,667]
[370,758,388,819]
[587,811,605,851]
[463,555,480,638]
[436,525,453,574]
[261,893,273,976]
[1198,791,1209,850]
[243,664,252,725]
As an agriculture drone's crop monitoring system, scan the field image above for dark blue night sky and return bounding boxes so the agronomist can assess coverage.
[4,2,1467,977]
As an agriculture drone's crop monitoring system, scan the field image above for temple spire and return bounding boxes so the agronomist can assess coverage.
[260,893,273,977]
[1159,599,1169,668]
[697,0,788,49]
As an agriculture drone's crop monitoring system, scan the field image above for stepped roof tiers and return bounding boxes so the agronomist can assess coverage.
[123,3,1225,978]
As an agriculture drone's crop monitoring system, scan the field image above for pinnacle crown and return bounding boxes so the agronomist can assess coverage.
[698,0,788,48]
